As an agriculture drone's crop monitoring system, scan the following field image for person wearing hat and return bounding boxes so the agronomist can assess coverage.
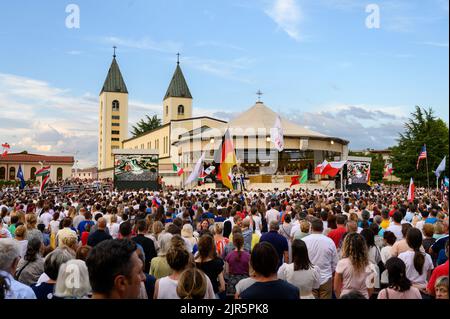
[181,224,197,253]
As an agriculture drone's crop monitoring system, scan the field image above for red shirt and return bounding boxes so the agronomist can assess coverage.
[328,225,347,248]
[426,260,449,295]
[81,231,89,246]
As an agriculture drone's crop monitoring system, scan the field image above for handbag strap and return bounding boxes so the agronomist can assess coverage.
[15,261,31,280]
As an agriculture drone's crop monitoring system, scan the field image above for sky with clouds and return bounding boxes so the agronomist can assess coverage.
[0,0,448,168]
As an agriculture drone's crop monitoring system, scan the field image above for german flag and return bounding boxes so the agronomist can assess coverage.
[219,129,237,190]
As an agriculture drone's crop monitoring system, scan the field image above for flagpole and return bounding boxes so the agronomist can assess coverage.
[425,144,430,189]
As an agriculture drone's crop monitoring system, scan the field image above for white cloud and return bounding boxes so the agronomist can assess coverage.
[284,104,408,149]
[182,56,255,83]
[419,41,449,48]
[0,73,99,168]
[264,0,302,41]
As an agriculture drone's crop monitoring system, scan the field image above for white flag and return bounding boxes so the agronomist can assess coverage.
[270,115,284,152]
[185,152,206,185]
[435,156,446,177]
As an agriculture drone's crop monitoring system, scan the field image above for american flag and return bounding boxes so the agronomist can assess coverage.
[416,145,427,169]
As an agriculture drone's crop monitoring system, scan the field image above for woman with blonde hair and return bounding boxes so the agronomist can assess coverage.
[181,224,197,253]
[107,214,120,239]
[14,225,28,258]
[150,232,173,279]
[148,221,164,252]
[334,233,375,299]
[154,235,213,299]
[177,268,208,299]
[25,214,43,244]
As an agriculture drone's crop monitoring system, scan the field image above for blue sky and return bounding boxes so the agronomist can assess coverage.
[0,0,448,167]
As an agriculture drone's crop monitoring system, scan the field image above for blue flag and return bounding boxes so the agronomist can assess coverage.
[17,164,26,190]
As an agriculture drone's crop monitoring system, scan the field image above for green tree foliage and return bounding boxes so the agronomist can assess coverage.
[130,115,162,137]
[390,106,449,186]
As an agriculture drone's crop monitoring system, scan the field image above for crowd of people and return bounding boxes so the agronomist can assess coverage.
[0,181,448,300]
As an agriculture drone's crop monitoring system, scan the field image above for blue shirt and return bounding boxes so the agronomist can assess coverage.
[0,271,36,299]
[201,212,215,220]
[425,217,438,224]
[77,220,94,234]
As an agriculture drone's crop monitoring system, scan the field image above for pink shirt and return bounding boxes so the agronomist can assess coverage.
[336,258,375,299]
[377,287,422,299]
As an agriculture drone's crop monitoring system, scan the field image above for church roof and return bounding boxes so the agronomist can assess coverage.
[164,64,192,100]
[225,102,328,137]
[173,102,349,145]
[100,57,128,95]
[0,153,74,164]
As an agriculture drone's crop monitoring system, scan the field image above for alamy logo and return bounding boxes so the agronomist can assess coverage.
[65,4,80,29]
[365,4,381,29]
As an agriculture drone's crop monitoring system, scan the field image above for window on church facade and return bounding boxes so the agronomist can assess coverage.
[178,105,184,115]
[112,100,120,112]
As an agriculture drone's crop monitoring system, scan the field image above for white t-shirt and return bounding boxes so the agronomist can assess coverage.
[277,263,320,299]
[303,234,338,285]
[266,208,279,225]
[398,250,434,288]
[245,215,262,234]
[49,220,60,234]
[386,224,403,241]
[39,212,53,228]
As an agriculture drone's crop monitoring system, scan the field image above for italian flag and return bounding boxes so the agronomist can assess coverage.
[172,164,184,176]
[35,166,51,177]
[40,175,50,194]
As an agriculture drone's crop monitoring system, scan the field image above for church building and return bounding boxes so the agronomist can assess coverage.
[97,52,349,188]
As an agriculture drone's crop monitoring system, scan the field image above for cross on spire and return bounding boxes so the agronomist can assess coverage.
[113,46,117,58]
[176,52,180,65]
[256,90,263,102]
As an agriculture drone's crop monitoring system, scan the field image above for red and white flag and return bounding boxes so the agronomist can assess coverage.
[384,163,393,177]
[1,143,10,158]
[320,161,347,177]
[407,178,415,202]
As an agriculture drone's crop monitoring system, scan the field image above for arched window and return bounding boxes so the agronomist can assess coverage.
[57,167,63,181]
[9,167,16,180]
[30,167,37,180]
[112,100,120,112]
[0,167,5,180]
[177,105,184,115]
[166,105,169,115]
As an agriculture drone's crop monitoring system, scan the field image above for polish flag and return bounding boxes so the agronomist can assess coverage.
[407,178,415,202]
[314,160,329,175]
[321,161,347,177]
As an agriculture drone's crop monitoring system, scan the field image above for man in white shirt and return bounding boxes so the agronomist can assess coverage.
[39,207,53,229]
[266,203,280,225]
[303,218,338,299]
[0,239,36,299]
[386,211,404,241]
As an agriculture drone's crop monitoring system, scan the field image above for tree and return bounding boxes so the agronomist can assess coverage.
[390,106,449,186]
[130,115,162,137]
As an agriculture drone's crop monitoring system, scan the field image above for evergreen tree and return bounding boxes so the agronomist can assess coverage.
[390,106,449,186]
[130,115,162,137]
